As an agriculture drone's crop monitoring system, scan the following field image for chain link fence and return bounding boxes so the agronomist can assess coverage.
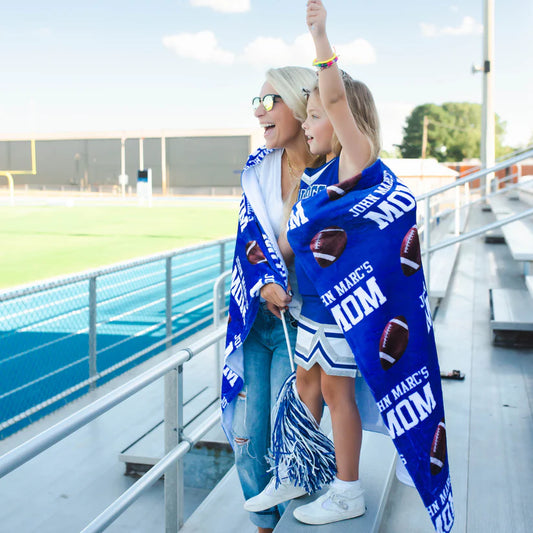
[0,238,234,439]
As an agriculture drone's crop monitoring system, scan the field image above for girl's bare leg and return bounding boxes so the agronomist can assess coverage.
[296,363,323,424]
[321,372,361,480]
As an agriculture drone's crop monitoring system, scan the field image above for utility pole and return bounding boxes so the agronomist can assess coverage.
[421,115,429,159]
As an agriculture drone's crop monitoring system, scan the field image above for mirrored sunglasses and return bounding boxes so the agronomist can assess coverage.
[252,94,282,112]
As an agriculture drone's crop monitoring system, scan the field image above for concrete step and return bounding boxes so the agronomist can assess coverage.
[426,206,467,301]
[526,275,533,298]
[429,242,460,299]
[489,288,533,333]
[489,194,533,266]
[180,424,396,533]
[118,385,221,471]
[180,466,255,533]
[274,431,396,533]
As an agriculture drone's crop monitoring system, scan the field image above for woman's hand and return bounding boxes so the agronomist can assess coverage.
[260,283,292,319]
[307,0,327,38]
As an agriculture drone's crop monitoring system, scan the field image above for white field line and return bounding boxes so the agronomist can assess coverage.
[0,309,217,431]
[0,298,215,400]
[0,375,96,431]
[0,278,215,365]
[95,297,214,356]
[0,355,88,401]
[0,252,217,324]
[2,262,218,335]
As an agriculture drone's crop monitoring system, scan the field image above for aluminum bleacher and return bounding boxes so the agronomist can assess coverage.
[488,186,533,340]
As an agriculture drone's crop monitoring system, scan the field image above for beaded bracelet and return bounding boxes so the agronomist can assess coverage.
[312,53,339,70]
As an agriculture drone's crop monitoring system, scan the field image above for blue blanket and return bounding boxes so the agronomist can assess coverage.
[220,147,290,442]
[287,159,454,533]
[220,147,386,445]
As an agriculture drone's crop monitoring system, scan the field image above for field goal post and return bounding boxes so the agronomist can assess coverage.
[0,139,37,205]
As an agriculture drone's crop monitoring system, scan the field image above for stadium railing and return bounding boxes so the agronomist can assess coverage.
[0,237,235,439]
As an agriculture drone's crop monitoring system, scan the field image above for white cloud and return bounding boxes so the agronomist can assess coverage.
[240,34,312,68]
[420,16,483,37]
[162,31,235,64]
[190,0,250,13]
[240,33,376,68]
[336,39,376,65]
[162,31,377,69]
[420,23,439,37]
[35,27,52,38]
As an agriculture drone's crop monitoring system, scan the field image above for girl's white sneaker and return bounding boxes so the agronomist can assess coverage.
[293,485,365,525]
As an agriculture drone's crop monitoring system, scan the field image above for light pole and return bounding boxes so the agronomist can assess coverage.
[473,0,495,201]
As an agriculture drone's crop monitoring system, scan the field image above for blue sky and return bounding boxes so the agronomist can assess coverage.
[1,0,532,151]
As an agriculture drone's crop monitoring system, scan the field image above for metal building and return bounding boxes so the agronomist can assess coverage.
[0,129,264,195]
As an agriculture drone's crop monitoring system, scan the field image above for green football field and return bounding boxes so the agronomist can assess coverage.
[0,203,238,290]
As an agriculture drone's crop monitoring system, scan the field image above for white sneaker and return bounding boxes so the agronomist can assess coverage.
[244,477,307,512]
[293,485,366,525]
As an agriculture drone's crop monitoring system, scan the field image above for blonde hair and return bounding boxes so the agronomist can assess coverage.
[316,71,381,166]
[266,66,317,123]
[265,66,325,239]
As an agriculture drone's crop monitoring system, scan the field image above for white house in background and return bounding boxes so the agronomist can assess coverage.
[382,158,459,197]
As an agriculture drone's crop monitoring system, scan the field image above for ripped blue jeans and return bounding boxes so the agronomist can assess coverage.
[232,303,297,529]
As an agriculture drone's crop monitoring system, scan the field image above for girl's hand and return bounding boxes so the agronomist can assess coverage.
[306,0,327,38]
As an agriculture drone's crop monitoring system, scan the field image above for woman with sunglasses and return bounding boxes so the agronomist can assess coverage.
[221,66,320,533]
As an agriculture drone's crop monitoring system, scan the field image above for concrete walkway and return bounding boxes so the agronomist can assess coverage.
[379,205,533,533]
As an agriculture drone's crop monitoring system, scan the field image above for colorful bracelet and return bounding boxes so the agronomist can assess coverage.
[312,53,339,70]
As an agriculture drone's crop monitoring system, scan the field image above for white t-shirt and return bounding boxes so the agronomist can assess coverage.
[255,149,284,238]
[254,149,301,316]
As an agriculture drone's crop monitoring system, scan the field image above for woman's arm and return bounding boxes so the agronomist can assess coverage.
[278,228,295,267]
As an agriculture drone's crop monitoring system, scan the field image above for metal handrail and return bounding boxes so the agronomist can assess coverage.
[416,147,533,201]
[0,237,235,436]
[448,144,533,183]
[213,270,232,395]
[417,148,533,291]
[81,410,221,533]
[0,327,225,478]
[420,175,533,238]
[213,270,232,328]
[425,208,533,255]
[0,266,232,533]
[458,175,533,211]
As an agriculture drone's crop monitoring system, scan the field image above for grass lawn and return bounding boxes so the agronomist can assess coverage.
[0,203,238,290]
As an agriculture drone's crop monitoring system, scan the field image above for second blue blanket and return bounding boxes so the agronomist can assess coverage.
[287,158,454,533]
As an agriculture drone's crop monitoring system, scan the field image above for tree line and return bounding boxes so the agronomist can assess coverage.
[386,102,519,162]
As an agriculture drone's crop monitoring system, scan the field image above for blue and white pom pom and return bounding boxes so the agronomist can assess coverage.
[268,372,337,494]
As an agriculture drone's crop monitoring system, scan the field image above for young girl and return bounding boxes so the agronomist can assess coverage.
[244,0,381,526]
[247,2,455,530]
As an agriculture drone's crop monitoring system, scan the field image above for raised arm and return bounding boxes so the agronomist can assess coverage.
[306,0,371,180]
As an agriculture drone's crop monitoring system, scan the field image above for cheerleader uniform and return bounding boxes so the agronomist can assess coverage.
[293,157,358,378]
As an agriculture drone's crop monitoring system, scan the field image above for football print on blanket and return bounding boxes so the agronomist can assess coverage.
[310,226,347,267]
[245,240,267,265]
[430,419,447,475]
[326,174,361,200]
[400,225,422,276]
[379,316,409,370]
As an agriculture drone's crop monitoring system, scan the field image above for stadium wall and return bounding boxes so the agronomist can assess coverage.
[0,130,258,194]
